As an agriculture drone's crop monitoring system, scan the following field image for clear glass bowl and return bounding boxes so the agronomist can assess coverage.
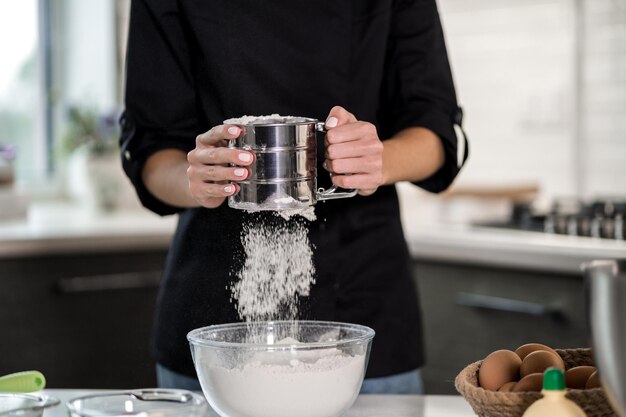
[66,389,207,417]
[0,393,59,417]
[187,320,375,417]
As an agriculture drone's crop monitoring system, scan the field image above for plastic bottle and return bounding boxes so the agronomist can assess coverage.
[522,367,587,417]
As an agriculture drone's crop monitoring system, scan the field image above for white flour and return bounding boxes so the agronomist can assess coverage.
[238,194,316,221]
[227,115,316,321]
[198,339,366,417]
[231,218,315,321]
[224,113,287,125]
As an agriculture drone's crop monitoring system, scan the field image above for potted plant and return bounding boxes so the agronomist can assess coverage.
[60,106,130,212]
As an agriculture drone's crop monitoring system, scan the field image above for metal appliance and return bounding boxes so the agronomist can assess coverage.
[482,199,626,240]
[227,116,356,211]
[584,259,626,417]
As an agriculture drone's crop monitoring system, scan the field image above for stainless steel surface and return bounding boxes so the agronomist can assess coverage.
[227,116,356,211]
[247,148,315,181]
[481,199,626,240]
[230,178,316,210]
[231,117,317,150]
[455,292,564,318]
[584,259,626,417]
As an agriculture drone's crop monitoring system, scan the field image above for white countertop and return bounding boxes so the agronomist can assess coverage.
[1,201,624,273]
[41,390,476,417]
[406,222,626,274]
[0,202,176,258]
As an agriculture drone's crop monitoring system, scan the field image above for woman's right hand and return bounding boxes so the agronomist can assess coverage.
[187,124,254,208]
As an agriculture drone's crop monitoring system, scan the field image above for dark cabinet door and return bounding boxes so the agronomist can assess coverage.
[0,250,167,388]
[414,260,588,394]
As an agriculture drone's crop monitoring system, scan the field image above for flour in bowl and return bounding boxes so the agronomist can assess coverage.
[197,339,366,417]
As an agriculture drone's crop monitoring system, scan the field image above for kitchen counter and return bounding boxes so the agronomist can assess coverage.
[1,200,625,273]
[406,222,626,274]
[42,390,476,417]
[0,201,176,258]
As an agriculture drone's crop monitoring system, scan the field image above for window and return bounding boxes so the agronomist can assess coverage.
[0,0,121,191]
[0,0,45,183]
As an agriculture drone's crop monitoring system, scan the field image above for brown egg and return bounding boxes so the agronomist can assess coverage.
[478,349,522,391]
[498,381,517,392]
[520,350,565,377]
[513,373,544,392]
[515,343,559,361]
[566,366,597,389]
[586,370,601,389]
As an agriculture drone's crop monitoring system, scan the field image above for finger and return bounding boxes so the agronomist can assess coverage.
[189,181,240,201]
[325,105,357,129]
[325,156,382,175]
[331,173,383,190]
[326,137,383,159]
[189,165,249,182]
[325,121,379,145]
[196,125,241,146]
[188,146,254,166]
[358,188,377,197]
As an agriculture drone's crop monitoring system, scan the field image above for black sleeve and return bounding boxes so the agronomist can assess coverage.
[119,0,200,216]
[378,0,468,193]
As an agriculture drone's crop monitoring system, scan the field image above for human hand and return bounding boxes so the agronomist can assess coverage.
[323,106,384,196]
[187,125,253,208]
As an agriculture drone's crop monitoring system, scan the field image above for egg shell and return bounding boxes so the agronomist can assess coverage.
[565,366,597,389]
[513,372,544,392]
[515,343,559,361]
[478,349,522,391]
[586,370,601,389]
[520,350,565,377]
[498,381,517,392]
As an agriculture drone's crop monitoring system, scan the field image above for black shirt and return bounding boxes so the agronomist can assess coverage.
[120,0,466,378]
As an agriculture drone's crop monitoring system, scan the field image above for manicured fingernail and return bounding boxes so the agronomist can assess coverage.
[227,126,239,135]
[325,117,338,128]
[224,185,234,193]
[238,153,252,162]
[234,168,246,177]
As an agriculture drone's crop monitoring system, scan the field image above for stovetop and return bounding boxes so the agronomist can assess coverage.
[479,199,626,240]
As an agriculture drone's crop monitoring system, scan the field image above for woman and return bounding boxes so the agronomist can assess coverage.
[120,0,467,394]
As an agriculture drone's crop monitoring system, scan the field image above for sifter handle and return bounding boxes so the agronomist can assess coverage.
[315,122,357,201]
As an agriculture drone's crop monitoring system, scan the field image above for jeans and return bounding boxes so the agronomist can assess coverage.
[156,364,424,395]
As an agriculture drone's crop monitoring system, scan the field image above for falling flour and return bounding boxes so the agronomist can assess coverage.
[227,115,317,322]
[197,337,366,417]
[231,216,316,322]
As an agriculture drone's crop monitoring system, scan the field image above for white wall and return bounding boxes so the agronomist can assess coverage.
[439,0,578,199]
[438,0,626,201]
[581,0,626,198]
[59,0,117,110]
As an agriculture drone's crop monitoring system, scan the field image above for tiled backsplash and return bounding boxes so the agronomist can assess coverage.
[581,0,626,198]
[438,0,626,200]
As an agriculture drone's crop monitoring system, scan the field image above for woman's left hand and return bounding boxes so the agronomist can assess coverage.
[323,106,385,196]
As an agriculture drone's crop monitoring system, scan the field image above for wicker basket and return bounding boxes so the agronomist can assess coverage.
[455,348,616,417]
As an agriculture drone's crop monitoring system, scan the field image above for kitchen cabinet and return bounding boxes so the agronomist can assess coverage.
[0,249,167,388]
[414,260,589,394]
